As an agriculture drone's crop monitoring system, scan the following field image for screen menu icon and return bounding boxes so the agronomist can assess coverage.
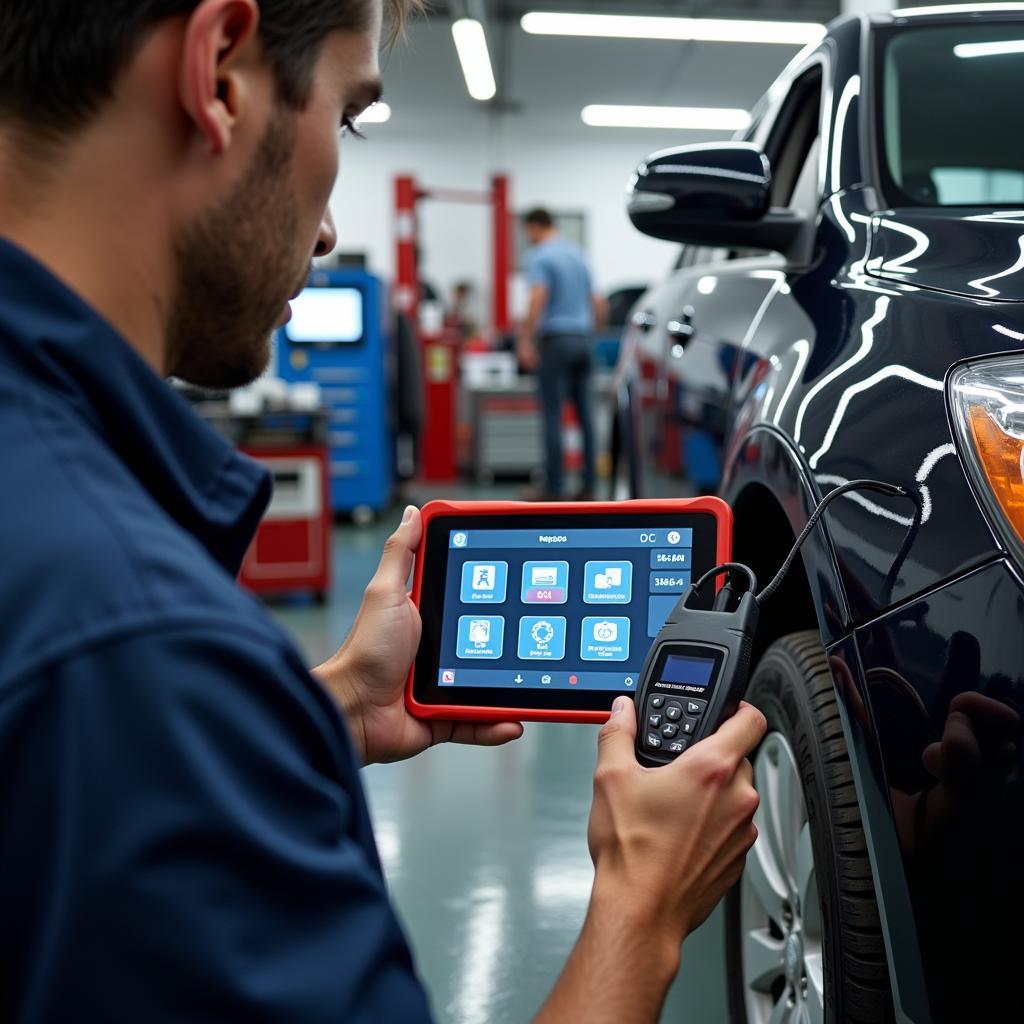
[456,615,505,659]
[460,561,509,603]
[581,617,631,661]
[521,561,569,604]
[583,561,633,603]
[518,616,567,660]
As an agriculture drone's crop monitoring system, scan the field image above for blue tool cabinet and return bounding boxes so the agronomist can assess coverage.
[275,268,393,517]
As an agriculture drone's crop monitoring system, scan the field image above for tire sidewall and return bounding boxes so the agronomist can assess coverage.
[726,643,845,1023]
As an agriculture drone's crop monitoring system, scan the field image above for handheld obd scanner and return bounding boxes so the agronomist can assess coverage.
[635,564,758,767]
[634,480,914,767]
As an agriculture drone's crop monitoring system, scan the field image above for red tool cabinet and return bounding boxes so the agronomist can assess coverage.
[238,441,331,603]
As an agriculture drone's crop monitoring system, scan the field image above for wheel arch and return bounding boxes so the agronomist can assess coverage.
[730,482,817,665]
[723,424,851,649]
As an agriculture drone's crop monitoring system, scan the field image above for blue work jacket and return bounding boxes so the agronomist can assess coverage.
[0,239,433,1022]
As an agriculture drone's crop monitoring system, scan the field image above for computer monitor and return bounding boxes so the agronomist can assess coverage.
[284,286,364,346]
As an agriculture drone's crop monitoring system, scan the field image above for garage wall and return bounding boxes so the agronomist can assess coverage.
[330,130,684,314]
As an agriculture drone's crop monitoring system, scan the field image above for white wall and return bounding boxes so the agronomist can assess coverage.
[330,130,683,318]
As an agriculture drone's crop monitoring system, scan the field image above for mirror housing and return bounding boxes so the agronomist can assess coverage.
[627,142,807,257]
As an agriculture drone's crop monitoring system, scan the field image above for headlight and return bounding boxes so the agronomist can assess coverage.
[949,356,1024,559]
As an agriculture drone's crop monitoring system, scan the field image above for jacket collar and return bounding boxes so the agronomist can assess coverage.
[0,237,270,575]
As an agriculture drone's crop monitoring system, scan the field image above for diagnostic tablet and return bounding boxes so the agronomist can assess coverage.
[407,498,731,723]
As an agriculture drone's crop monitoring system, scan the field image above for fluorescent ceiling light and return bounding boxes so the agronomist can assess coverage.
[522,12,825,46]
[452,18,496,101]
[356,101,391,125]
[896,4,1024,16]
[582,105,751,131]
[954,39,1024,58]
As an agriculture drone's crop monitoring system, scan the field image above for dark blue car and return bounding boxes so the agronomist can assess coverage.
[613,6,1024,1022]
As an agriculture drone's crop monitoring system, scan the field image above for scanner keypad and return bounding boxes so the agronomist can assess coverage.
[643,695,698,757]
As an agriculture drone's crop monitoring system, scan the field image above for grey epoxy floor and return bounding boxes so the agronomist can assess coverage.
[270,489,728,1024]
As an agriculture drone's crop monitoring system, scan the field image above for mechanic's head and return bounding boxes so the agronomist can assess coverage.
[522,207,555,246]
[0,0,419,387]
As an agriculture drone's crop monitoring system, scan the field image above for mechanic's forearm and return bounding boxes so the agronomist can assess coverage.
[535,876,682,1024]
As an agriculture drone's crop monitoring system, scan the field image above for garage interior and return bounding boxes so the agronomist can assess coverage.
[9,0,1022,1022]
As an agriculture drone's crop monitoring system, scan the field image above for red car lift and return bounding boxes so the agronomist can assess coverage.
[394,173,513,481]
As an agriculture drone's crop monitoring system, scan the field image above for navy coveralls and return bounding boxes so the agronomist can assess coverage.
[0,239,433,1022]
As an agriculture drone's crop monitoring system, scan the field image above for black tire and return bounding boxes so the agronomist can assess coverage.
[725,631,894,1024]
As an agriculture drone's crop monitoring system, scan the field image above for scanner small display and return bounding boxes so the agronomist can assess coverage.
[659,654,715,689]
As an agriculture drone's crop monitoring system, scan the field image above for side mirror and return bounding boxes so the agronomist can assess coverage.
[627,142,807,257]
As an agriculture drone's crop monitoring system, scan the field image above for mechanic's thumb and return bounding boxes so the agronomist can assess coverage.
[373,505,423,592]
[596,695,639,766]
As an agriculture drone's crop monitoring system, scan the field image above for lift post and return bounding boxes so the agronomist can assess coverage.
[394,173,512,481]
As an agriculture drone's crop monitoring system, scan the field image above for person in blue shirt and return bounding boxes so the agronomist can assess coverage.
[517,209,609,500]
[0,2,766,1022]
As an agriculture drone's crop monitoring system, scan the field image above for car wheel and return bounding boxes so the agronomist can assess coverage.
[725,631,894,1024]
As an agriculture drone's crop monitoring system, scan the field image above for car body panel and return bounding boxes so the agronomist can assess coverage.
[851,559,1024,1021]
[866,208,1024,301]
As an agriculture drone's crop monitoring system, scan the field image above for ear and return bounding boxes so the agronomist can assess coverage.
[179,0,262,156]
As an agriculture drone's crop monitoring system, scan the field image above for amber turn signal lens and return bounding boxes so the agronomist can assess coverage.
[950,357,1024,560]
[967,403,1024,546]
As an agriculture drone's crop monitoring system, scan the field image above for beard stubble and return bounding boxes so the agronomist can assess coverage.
[166,110,306,389]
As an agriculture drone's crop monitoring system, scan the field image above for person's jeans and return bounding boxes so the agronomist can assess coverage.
[537,332,596,496]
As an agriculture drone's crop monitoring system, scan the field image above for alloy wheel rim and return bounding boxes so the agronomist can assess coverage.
[740,731,824,1024]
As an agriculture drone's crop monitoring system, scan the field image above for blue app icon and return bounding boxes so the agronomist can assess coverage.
[460,561,508,603]
[518,616,567,660]
[580,617,630,662]
[583,561,633,604]
[521,561,569,604]
[456,615,504,659]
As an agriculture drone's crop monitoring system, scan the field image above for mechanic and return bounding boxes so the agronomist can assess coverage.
[517,208,607,501]
[0,2,765,1022]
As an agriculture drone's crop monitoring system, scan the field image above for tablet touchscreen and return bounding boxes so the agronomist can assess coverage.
[411,503,727,716]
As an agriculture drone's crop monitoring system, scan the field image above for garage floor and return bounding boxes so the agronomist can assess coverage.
[270,487,728,1024]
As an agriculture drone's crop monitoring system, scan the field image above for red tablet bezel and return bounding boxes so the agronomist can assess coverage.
[405,497,732,724]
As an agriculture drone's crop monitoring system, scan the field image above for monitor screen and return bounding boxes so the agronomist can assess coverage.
[286,286,364,344]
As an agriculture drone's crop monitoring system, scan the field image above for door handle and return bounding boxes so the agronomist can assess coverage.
[632,310,657,332]
[667,306,696,352]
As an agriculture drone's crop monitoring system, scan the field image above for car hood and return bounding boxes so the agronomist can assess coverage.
[866,208,1024,302]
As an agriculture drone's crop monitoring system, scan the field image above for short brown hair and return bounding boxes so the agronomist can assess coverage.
[523,208,554,229]
[0,0,423,138]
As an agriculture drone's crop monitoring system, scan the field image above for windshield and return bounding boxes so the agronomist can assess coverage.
[880,22,1024,206]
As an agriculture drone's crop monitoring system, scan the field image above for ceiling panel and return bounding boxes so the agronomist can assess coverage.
[378,9,816,139]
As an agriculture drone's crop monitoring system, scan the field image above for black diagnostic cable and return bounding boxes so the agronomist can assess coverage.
[756,478,909,604]
[634,479,915,767]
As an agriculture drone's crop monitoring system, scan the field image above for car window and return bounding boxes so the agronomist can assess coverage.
[606,287,647,328]
[790,137,821,217]
[766,66,822,211]
[880,23,1024,206]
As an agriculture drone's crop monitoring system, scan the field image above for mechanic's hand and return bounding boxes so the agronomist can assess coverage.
[517,338,540,373]
[587,697,766,943]
[314,506,524,765]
